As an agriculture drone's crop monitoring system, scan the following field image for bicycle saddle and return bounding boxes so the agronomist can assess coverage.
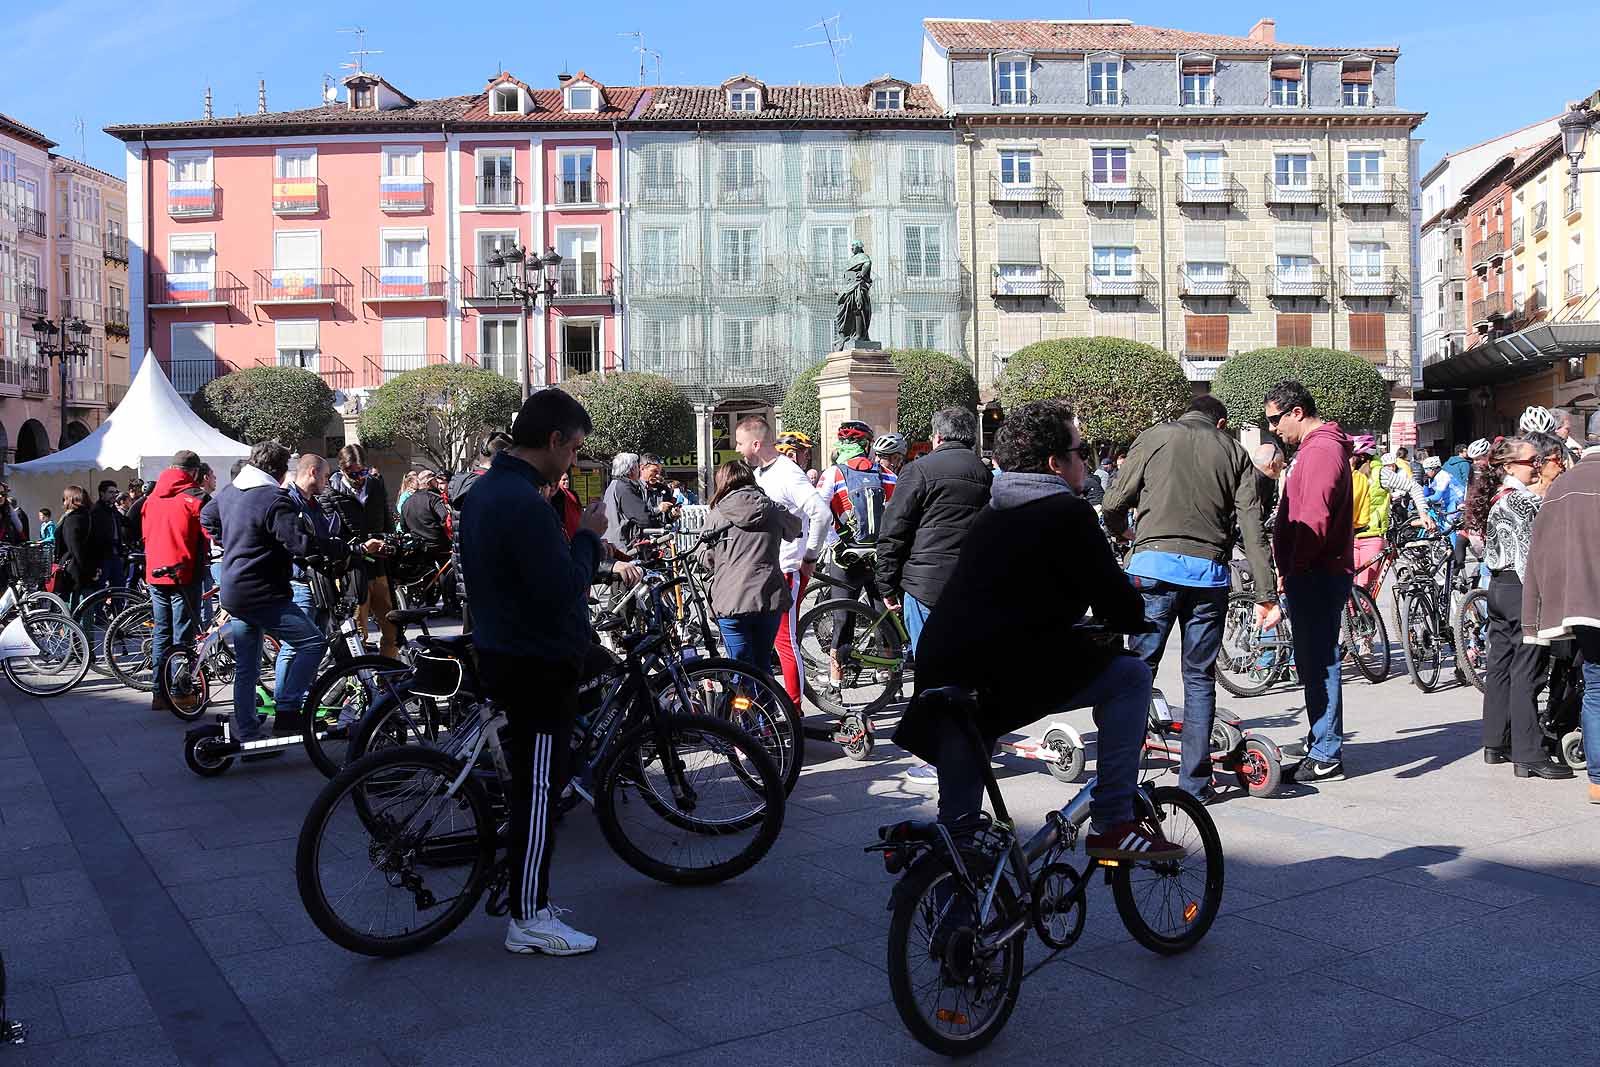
[386,608,442,626]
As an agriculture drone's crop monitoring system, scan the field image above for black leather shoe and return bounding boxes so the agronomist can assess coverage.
[1514,759,1575,780]
[1483,748,1511,765]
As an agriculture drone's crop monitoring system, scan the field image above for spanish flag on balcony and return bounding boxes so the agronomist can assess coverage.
[273,179,318,212]
[166,274,213,303]
[381,176,425,208]
[379,267,426,297]
[169,181,214,213]
[272,270,318,299]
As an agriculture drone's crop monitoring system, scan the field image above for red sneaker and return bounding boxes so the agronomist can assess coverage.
[1085,821,1185,863]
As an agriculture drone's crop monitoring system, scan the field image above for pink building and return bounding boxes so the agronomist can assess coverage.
[109,69,636,401]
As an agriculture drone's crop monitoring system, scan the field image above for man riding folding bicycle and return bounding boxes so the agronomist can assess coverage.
[893,399,1182,862]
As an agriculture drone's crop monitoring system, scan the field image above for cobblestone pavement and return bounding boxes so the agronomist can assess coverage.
[3,638,1597,1065]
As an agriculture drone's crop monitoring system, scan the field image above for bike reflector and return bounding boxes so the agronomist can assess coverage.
[1184,902,1199,922]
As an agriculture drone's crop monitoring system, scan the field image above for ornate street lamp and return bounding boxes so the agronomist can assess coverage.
[484,245,564,401]
[31,315,91,448]
[1558,102,1599,196]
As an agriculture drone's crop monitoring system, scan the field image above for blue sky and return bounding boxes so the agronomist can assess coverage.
[4,0,1598,177]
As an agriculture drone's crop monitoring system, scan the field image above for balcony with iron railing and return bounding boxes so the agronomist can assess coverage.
[890,257,962,296]
[1339,266,1407,299]
[1567,264,1585,302]
[474,174,522,209]
[1443,253,1465,280]
[989,171,1063,208]
[629,347,808,393]
[1532,201,1550,238]
[1180,354,1229,382]
[1084,266,1158,301]
[462,264,519,303]
[105,306,129,335]
[1471,291,1507,326]
[636,177,692,208]
[271,177,324,216]
[1081,171,1152,207]
[461,352,518,381]
[716,176,766,206]
[360,265,450,303]
[103,233,129,263]
[1263,171,1327,207]
[163,357,235,397]
[990,265,1064,301]
[304,355,355,392]
[362,353,447,387]
[252,267,350,306]
[1518,283,1548,320]
[1471,231,1505,268]
[13,205,46,238]
[550,264,617,305]
[1179,265,1247,298]
[626,264,702,300]
[1350,348,1412,387]
[901,171,952,204]
[380,175,432,214]
[1175,174,1245,206]
[17,284,47,316]
[19,357,51,396]
[150,271,247,309]
[1336,175,1402,207]
[807,173,861,206]
[553,174,609,207]
[555,350,614,380]
[1511,218,1525,251]
[792,260,842,298]
[1567,183,1583,219]
[65,376,106,407]
[107,381,128,407]
[1266,265,1330,298]
[167,181,218,218]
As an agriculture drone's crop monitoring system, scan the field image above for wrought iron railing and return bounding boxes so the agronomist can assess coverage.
[807,173,861,206]
[17,284,47,316]
[1084,266,1157,300]
[1265,266,1330,298]
[1336,175,1402,207]
[379,175,431,214]
[163,357,234,396]
[475,174,521,208]
[1472,231,1505,267]
[553,174,609,207]
[626,264,702,299]
[1510,219,1525,250]
[150,271,247,307]
[271,177,324,215]
[989,172,1063,208]
[1566,264,1584,301]
[1263,172,1326,207]
[360,265,450,302]
[362,353,447,386]
[555,350,614,379]
[990,265,1064,300]
[1175,174,1245,206]
[13,206,46,237]
[103,233,129,262]
[1532,200,1550,236]
[636,177,691,207]
[1566,183,1583,218]
[1339,266,1407,298]
[462,265,519,302]
[167,181,218,217]
[891,257,961,296]
[1471,292,1507,324]
[716,176,766,206]
[551,264,616,304]
[1081,171,1152,207]
[1179,265,1247,298]
[105,306,129,333]
[901,172,952,203]
[252,267,350,305]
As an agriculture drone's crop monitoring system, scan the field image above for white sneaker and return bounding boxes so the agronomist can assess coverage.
[504,905,597,956]
[901,763,940,788]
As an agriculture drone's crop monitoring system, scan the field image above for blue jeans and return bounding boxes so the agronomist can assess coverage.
[200,561,219,625]
[1572,628,1600,785]
[717,612,782,673]
[903,593,931,656]
[1284,571,1353,764]
[231,595,326,740]
[1127,578,1229,797]
[149,583,200,679]
[273,582,325,714]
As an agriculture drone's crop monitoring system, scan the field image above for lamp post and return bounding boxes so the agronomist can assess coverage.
[484,245,563,402]
[1558,102,1600,197]
[31,315,90,448]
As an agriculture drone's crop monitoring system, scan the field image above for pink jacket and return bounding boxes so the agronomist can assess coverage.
[1273,421,1355,579]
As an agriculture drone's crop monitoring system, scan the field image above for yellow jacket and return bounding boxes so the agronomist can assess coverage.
[1352,467,1372,535]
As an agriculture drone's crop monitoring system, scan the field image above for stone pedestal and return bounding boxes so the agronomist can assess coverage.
[816,348,902,453]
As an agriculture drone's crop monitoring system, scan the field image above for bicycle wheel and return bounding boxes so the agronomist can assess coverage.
[296,745,497,958]
[24,590,72,618]
[346,682,461,766]
[1111,785,1225,955]
[1453,588,1490,694]
[300,655,407,777]
[654,657,804,796]
[2,613,91,697]
[74,588,139,676]
[1215,593,1282,699]
[886,854,1024,1056]
[797,599,903,717]
[1399,592,1442,692]
[104,603,157,691]
[158,648,210,721]
[594,713,784,886]
[1343,584,1391,684]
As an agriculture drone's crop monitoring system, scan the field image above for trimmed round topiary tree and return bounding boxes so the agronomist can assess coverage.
[559,372,695,460]
[192,365,336,446]
[1211,347,1393,432]
[358,363,521,473]
[779,360,824,441]
[889,349,980,445]
[996,337,1191,445]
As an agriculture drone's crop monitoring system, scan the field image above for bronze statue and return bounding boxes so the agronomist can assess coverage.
[833,240,875,350]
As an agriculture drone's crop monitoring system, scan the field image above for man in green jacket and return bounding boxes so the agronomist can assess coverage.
[1103,394,1278,800]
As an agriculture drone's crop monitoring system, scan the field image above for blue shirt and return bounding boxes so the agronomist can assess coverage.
[1126,550,1230,588]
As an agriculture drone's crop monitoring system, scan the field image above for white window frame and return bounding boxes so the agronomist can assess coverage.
[564,84,598,113]
[274,319,320,372]
[728,89,760,112]
[1090,146,1130,187]
[720,227,761,284]
[382,145,423,177]
[167,233,216,280]
[902,224,943,280]
[640,227,685,285]
[1091,245,1136,279]
[556,146,598,205]
[476,314,523,380]
[1347,240,1385,279]
[996,54,1032,107]
[1346,150,1383,190]
[274,147,317,178]
[1181,72,1215,107]
[998,149,1035,188]
[1273,151,1313,189]
[905,316,943,351]
[167,150,213,183]
[490,85,522,115]
[1342,80,1372,107]
[1087,53,1122,106]
[1184,149,1225,190]
[380,227,429,281]
[872,87,904,110]
[1269,59,1305,107]
[1276,254,1314,281]
[474,228,519,296]
[474,147,517,207]
[634,316,684,374]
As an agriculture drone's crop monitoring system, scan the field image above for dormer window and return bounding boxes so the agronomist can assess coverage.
[566,85,597,112]
[1180,55,1216,106]
[1269,56,1305,107]
[996,54,1032,106]
[729,89,760,112]
[1087,53,1121,106]
[1341,56,1375,107]
[873,88,903,111]
[351,85,374,110]
[491,86,521,114]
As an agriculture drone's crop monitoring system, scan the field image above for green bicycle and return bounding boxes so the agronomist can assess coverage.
[796,595,913,757]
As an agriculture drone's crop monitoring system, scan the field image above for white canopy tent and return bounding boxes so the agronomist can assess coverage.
[7,352,251,517]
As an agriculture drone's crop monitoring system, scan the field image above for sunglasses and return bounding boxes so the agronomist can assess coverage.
[1265,410,1290,427]
[1068,443,1095,461]
[1505,456,1537,468]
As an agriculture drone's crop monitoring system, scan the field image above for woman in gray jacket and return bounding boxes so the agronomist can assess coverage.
[698,460,802,669]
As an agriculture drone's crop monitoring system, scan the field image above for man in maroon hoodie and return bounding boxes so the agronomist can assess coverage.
[142,450,209,712]
[1264,380,1355,783]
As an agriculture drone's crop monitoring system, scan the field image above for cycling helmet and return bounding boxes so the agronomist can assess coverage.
[836,420,873,442]
[1351,433,1377,456]
[1422,455,1442,470]
[1519,405,1557,434]
[873,432,906,456]
[1466,438,1491,459]
[774,430,813,458]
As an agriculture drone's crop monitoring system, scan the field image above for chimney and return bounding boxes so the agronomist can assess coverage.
[556,71,573,84]
[1248,18,1276,44]
[257,78,267,114]
[203,84,213,120]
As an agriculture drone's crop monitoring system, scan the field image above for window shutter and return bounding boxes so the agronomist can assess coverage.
[275,320,318,351]
[170,323,214,361]
[1089,221,1136,248]
[1349,313,1386,354]
[1276,313,1313,347]
[1181,59,1214,75]
[1274,224,1314,256]
[274,231,318,270]
[1348,225,1386,245]
[1184,314,1229,356]
[1341,68,1374,84]
[1184,222,1226,261]
[1270,63,1303,81]
[382,318,426,355]
[997,222,1041,264]
[169,233,215,253]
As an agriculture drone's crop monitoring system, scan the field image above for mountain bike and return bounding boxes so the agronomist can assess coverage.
[1394,533,1465,692]
[1214,583,1390,698]
[1453,587,1490,693]
[867,687,1223,1056]
[295,590,786,957]
[796,592,911,759]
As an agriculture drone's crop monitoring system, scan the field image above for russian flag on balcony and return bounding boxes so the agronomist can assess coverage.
[380,267,427,296]
[273,179,318,211]
[169,181,213,212]
[272,271,317,299]
[166,274,213,303]
[381,177,425,207]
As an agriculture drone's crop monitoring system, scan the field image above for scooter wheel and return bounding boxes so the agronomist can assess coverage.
[1043,729,1086,784]
[840,714,873,761]
[1236,736,1282,797]
[184,724,234,777]
[1561,729,1586,770]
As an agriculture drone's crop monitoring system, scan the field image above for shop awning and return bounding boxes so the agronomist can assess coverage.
[1422,321,1600,390]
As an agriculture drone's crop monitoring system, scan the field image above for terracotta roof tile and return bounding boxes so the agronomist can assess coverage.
[456,86,646,123]
[0,112,58,150]
[638,84,945,122]
[922,19,1397,56]
[105,96,478,138]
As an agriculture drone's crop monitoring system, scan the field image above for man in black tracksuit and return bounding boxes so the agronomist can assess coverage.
[461,389,629,957]
[321,444,397,656]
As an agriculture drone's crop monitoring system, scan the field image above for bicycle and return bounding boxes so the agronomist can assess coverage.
[1214,583,1390,698]
[866,686,1223,1056]
[0,547,92,696]
[294,586,786,957]
[1453,586,1491,693]
[795,590,911,759]
[1394,533,1466,692]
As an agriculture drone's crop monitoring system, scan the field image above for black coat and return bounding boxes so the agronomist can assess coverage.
[321,470,390,539]
[401,489,450,551]
[895,482,1145,761]
[52,509,101,590]
[873,442,992,607]
[90,500,122,563]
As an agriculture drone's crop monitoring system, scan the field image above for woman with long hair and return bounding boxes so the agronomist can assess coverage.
[51,485,101,606]
[394,471,419,533]
[696,459,802,670]
[1478,433,1574,780]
